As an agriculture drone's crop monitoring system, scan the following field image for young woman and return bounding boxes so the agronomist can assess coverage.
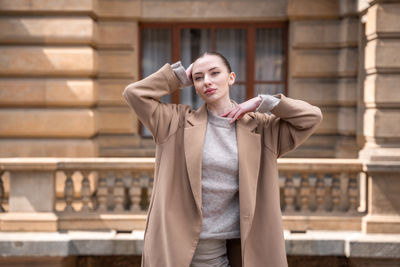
[123,52,322,267]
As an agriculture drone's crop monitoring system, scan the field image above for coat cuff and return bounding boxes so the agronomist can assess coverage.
[171,61,193,88]
[255,94,281,113]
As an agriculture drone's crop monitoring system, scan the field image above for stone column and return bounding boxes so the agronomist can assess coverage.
[359,0,400,233]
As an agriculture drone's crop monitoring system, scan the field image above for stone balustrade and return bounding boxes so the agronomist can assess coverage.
[0,158,368,232]
[279,158,362,214]
[278,159,365,231]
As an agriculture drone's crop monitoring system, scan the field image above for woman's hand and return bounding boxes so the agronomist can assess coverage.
[185,63,193,84]
[221,96,262,123]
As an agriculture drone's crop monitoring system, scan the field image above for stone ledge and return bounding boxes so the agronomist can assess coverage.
[0,78,97,107]
[0,108,97,138]
[0,230,144,257]
[366,2,400,38]
[0,230,399,258]
[0,17,94,44]
[0,139,98,157]
[291,49,357,78]
[283,215,362,232]
[285,230,400,258]
[141,0,286,21]
[289,78,357,107]
[0,46,97,77]
[287,0,340,19]
[0,0,94,14]
[365,39,400,73]
[95,107,137,134]
[0,213,58,232]
[291,18,358,49]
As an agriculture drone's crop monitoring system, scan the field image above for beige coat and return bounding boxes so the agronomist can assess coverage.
[123,64,323,267]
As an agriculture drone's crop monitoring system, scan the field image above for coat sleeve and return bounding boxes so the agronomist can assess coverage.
[122,63,188,143]
[260,94,323,158]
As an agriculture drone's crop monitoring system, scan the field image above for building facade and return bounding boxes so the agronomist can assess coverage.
[2,0,397,160]
[0,0,400,266]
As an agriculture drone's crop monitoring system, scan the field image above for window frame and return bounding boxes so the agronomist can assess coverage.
[139,22,288,136]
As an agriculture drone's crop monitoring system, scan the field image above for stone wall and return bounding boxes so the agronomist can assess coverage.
[0,0,375,158]
[0,0,139,157]
[287,0,359,158]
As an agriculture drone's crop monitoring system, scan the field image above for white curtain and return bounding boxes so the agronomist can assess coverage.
[255,28,285,95]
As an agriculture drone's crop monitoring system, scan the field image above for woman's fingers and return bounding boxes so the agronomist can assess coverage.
[221,107,238,117]
[221,105,248,123]
[186,63,193,81]
[230,108,244,123]
[220,109,230,117]
[222,97,261,123]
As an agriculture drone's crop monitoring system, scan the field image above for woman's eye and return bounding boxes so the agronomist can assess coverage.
[194,77,203,81]
[211,72,219,75]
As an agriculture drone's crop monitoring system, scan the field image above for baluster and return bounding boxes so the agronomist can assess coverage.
[308,173,317,212]
[315,173,326,212]
[325,174,333,211]
[299,172,310,212]
[64,171,75,212]
[0,171,4,212]
[97,172,108,212]
[331,173,341,212]
[348,173,359,214]
[283,172,296,212]
[130,173,142,212]
[80,170,92,212]
[114,172,125,212]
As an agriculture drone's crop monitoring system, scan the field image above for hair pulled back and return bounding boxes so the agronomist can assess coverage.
[194,51,232,73]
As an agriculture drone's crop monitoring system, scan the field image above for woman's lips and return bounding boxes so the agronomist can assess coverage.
[204,88,216,95]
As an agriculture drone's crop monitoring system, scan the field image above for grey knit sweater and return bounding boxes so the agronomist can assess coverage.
[171,62,280,239]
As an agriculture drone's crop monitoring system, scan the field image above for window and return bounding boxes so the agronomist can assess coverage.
[140,23,287,136]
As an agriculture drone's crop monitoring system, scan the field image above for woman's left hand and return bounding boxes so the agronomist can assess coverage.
[221,96,262,123]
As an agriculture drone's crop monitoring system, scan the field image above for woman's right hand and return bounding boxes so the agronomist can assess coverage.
[186,63,193,84]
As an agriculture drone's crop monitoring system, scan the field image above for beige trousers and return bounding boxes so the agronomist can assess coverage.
[190,239,230,267]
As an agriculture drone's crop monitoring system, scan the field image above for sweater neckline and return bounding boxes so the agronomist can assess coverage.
[206,108,235,129]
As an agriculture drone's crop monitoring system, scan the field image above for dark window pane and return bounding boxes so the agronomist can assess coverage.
[255,28,284,81]
[180,29,211,109]
[181,28,211,66]
[141,28,171,136]
[230,84,246,104]
[142,29,172,77]
[255,83,285,96]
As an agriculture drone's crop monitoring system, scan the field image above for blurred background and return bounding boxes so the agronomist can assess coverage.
[0,0,399,266]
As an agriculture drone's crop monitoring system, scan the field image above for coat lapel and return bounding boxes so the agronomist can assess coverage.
[184,105,207,214]
[236,114,262,247]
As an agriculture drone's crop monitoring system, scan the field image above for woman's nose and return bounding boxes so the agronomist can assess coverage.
[204,75,211,85]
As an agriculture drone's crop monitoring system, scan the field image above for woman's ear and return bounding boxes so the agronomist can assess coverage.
[228,72,236,86]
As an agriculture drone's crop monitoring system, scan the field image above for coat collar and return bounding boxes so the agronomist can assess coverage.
[184,103,261,245]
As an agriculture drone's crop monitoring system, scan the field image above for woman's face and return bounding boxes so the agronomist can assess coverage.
[191,55,235,104]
